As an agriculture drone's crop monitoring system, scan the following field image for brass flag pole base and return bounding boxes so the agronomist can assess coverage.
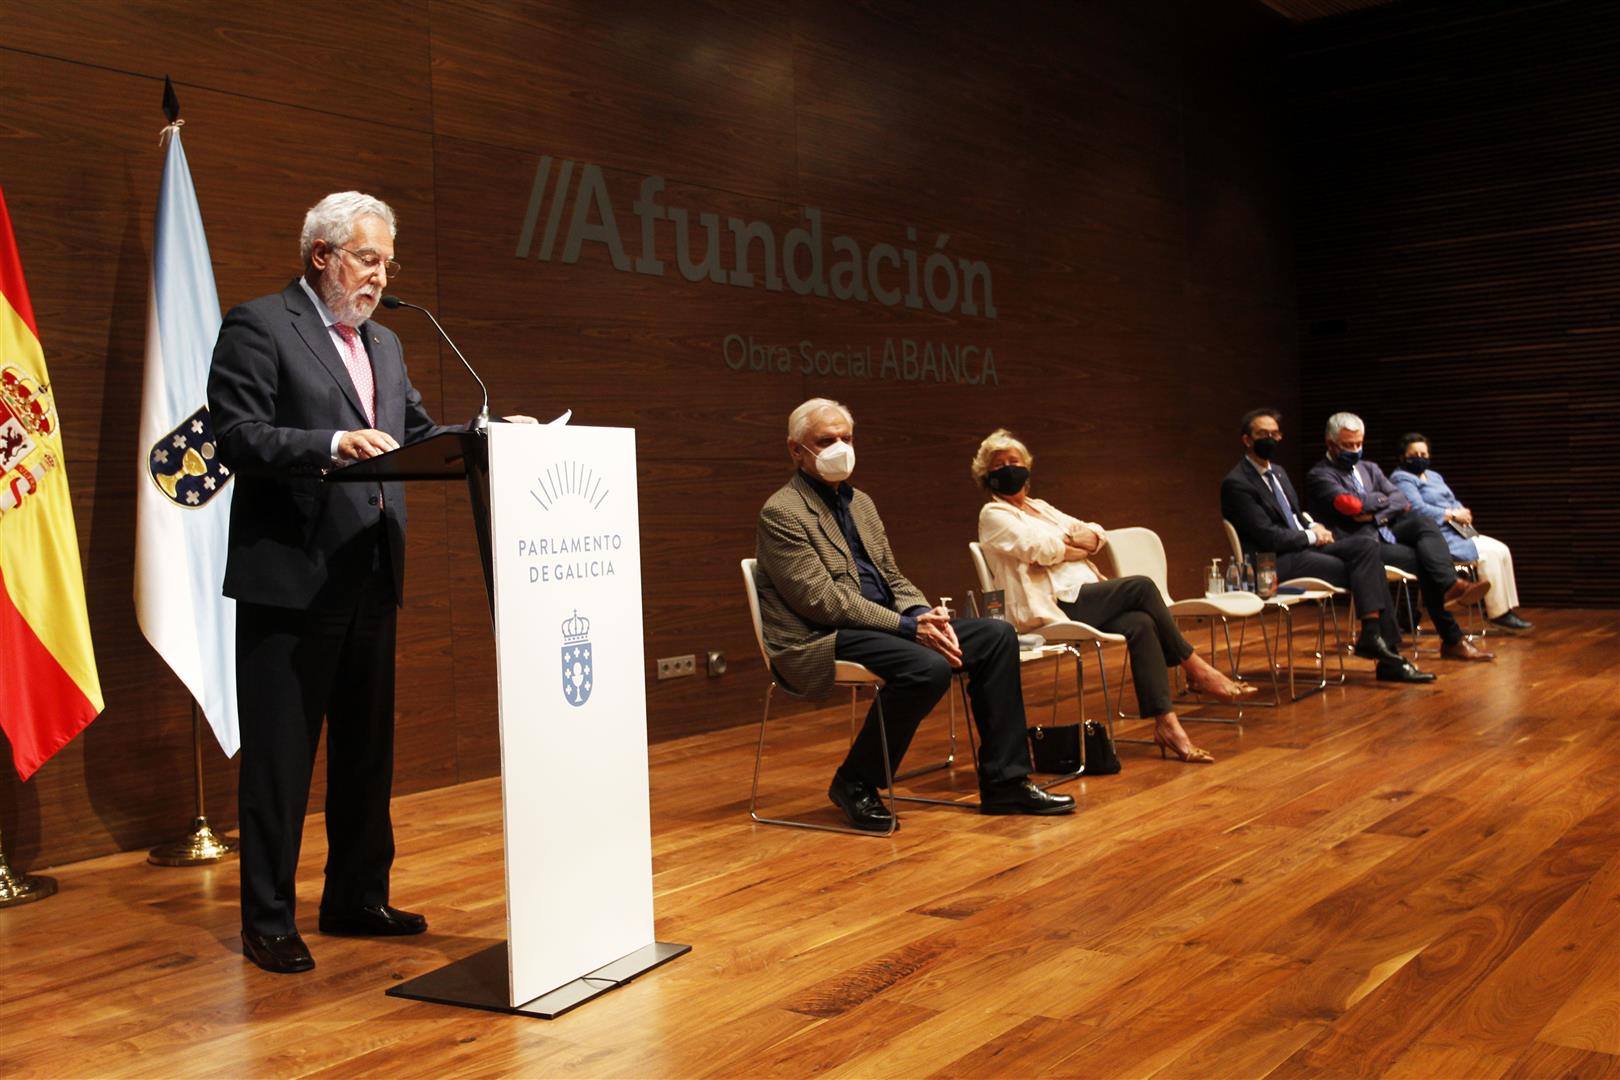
[0,861,57,908]
[148,705,238,866]
[148,816,238,866]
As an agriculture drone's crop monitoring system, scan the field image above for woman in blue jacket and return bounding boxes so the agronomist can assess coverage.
[1391,434,1531,631]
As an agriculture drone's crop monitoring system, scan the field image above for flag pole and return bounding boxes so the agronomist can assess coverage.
[0,815,56,908]
[147,701,238,866]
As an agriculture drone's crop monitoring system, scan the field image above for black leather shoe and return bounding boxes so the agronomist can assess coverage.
[242,929,315,973]
[827,774,895,833]
[979,777,1076,816]
[1376,658,1437,683]
[318,904,428,937]
[1353,633,1406,664]
[1491,611,1533,631]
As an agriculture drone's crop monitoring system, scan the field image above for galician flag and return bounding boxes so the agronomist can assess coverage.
[0,186,104,780]
[134,125,238,757]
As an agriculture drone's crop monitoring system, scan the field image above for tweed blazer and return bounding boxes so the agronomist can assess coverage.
[754,471,929,699]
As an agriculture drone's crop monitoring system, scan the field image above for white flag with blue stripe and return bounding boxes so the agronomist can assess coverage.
[134,125,238,756]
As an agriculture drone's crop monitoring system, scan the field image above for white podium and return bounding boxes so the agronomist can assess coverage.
[341,424,688,1018]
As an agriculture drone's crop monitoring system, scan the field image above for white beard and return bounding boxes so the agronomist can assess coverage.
[319,267,379,327]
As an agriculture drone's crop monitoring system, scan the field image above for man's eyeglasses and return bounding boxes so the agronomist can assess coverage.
[331,245,401,278]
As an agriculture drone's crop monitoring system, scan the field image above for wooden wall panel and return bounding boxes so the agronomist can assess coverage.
[1290,0,1620,607]
[2,0,1298,868]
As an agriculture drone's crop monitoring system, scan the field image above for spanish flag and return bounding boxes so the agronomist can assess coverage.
[0,186,103,780]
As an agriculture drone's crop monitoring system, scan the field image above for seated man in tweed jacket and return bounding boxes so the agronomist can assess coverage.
[753,398,1074,831]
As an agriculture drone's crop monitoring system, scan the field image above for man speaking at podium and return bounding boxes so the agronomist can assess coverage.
[209,191,464,973]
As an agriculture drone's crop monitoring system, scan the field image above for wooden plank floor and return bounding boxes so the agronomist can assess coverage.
[2,609,1617,1078]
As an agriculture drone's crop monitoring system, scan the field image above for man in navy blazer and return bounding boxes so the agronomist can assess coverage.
[1303,412,1492,664]
[1220,408,1432,682]
[209,192,448,974]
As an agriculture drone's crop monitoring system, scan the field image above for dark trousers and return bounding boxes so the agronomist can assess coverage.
[1275,531,1401,646]
[236,543,398,936]
[1380,514,1464,644]
[834,617,1030,789]
[1058,575,1194,717]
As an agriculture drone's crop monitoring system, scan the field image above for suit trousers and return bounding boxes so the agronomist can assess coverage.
[1380,514,1464,644]
[1274,532,1401,646]
[1058,575,1193,717]
[834,617,1031,790]
[236,527,399,936]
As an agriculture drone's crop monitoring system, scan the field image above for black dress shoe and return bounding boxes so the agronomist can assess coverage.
[827,774,896,833]
[979,777,1076,816]
[1491,611,1533,631]
[1353,633,1407,664]
[242,929,315,973]
[318,904,429,936]
[1376,658,1437,683]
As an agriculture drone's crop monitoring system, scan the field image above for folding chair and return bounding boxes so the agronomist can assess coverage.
[968,541,1124,784]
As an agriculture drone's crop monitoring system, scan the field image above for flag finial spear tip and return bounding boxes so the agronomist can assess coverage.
[161,76,179,125]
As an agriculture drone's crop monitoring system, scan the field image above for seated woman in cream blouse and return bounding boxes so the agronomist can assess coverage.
[973,429,1253,764]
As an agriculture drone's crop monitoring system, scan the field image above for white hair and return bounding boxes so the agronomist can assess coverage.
[971,428,1032,487]
[787,398,853,444]
[300,191,397,267]
[1325,411,1365,441]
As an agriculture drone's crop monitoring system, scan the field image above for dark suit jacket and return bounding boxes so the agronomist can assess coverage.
[754,471,930,699]
[1220,459,1316,556]
[1303,456,1411,541]
[207,280,447,609]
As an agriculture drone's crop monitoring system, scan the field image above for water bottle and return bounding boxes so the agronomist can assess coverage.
[1206,559,1223,598]
[1243,556,1256,593]
[1225,559,1241,593]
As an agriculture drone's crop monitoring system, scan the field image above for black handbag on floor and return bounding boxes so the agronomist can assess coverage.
[1029,720,1120,776]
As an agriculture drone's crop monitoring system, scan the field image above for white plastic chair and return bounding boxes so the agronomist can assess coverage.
[1101,526,1265,724]
[968,541,1124,784]
[742,558,897,836]
[1221,520,1347,702]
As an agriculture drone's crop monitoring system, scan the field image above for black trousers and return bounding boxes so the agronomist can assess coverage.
[1058,575,1194,717]
[236,535,399,936]
[1380,514,1464,645]
[1275,531,1401,646]
[834,617,1031,789]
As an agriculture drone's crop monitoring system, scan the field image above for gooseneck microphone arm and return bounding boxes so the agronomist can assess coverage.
[380,295,490,433]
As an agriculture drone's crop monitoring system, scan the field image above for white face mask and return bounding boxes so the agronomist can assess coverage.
[811,440,855,483]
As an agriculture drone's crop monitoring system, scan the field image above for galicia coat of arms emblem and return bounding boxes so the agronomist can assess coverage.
[147,405,231,508]
[561,609,593,707]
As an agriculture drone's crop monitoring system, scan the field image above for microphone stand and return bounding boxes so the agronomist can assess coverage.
[381,295,490,433]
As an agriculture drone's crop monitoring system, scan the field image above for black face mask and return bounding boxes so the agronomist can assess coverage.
[986,465,1030,496]
[1251,436,1279,460]
[1403,456,1431,473]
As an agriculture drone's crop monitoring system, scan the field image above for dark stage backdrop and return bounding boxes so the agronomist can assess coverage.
[1290,0,1620,607]
[0,0,1295,868]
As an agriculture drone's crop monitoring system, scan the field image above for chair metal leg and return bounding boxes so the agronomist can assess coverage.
[1174,614,1247,726]
[893,673,981,809]
[1035,644,1090,790]
[894,673,958,781]
[750,682,898,836]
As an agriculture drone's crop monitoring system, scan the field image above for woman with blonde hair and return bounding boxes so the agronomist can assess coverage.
[973,429,1253,764]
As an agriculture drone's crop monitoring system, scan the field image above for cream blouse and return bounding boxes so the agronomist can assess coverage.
[977,496,1108,632]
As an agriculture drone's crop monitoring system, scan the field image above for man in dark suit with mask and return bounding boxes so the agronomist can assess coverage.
[1304,411,1492,664]
[1221,408,1432,683]
[210,192,465,973]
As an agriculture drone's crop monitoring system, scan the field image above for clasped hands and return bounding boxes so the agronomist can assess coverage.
[337,415,540,462]
[914,607,962,667]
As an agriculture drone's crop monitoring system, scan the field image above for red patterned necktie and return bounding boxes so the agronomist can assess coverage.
[334,323,376,427]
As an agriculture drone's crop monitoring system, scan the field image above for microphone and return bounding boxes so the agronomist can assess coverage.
[381,295,490,433]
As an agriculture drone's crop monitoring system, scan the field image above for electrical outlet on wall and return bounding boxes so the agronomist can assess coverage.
[655,654,697,680]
